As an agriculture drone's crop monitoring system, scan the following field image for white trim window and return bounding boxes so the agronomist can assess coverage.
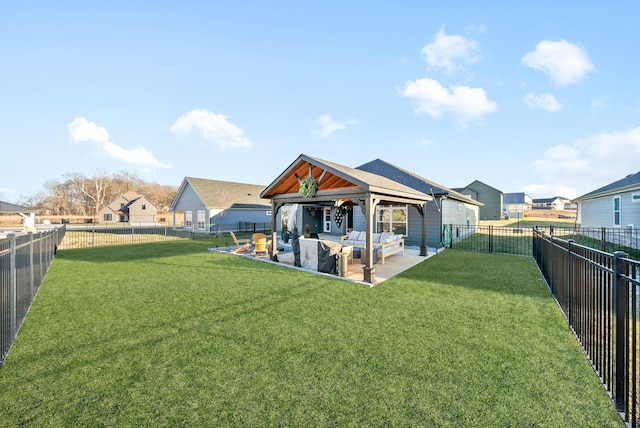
[376,205,407,236]
[197,210,205,230]
[613,196,621,227]
[324,207,331,232]
[185,211,193,229]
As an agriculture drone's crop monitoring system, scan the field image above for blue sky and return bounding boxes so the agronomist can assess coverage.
[2,1,639,202]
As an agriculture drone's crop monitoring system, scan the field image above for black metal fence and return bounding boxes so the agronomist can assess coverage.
[59,225,197,249]
[533,229,640,427]
[237,222,270,235]
[444,224,534,256]
[58,224,272,250]
[1,226,65,366]
[445,224,639,260]
[546,225,640,261]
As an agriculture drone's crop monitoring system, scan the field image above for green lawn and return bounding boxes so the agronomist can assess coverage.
[0,241,623,427]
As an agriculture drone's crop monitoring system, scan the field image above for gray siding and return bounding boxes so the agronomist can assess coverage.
[460,181,502,220]
[580,192,640,228]
[172,185,206,212]
[211,208,271,230]
[348,202,463,249]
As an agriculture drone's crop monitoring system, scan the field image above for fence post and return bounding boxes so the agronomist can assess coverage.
[489,225,493,253]
[601,227,606,252]
[613,250,629,412]
[29,232,34,302]
[8,234,17,344]
[567,240,574,326]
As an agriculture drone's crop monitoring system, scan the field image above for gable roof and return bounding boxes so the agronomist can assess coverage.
[172,177,269,210]
[574,171,640,201]
[533,196,572,204]
[261,154,432,203]
[459,179,503,194]
[356,159,482,206]
[121,195,157,213]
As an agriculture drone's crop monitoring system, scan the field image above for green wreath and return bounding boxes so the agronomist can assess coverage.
[298,176,318,198]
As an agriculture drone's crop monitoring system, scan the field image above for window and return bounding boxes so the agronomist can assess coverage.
[281,207,290,229]
[185,211,192,229]
[376,205,407,235]
[613,197,621,227]
[632,193,640,203]
[324,207,331,232]
[103,213,112,222]
[197,210,205,230]
[142,204,146,210]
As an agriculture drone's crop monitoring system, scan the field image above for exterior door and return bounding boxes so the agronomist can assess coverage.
[323,207,331,233]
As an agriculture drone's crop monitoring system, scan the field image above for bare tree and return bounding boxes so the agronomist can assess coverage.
[73,170,112,217]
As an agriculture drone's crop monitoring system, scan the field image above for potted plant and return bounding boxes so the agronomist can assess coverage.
[303,223,311,238]
[282,223,289,243]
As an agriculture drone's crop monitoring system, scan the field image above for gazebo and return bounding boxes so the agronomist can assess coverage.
[260,154,433,284]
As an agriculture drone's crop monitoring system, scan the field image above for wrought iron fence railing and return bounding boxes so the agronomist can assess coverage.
[1,226,65,366]
[533,229,640,427]
[444,224,533,256]
[58,223,272,250]
[444,224,639,261]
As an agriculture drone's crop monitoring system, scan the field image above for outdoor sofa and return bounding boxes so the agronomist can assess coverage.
[340,230,404,264]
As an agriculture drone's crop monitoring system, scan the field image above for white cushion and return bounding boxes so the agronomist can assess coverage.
[384,235,396,244]
[380,232,392,243]
[348,230,360,240]
[356,231,367,241]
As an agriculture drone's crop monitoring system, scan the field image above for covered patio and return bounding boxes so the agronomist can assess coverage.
[260,154,433,284]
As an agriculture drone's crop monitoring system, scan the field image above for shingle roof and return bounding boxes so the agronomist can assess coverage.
[261,154,433,202]
[184,177,269,209]
[0,200,36,213]
[356,159,482,205]
[575,172,640,200]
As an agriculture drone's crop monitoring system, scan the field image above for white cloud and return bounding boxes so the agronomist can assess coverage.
[529,127,640,198]
[421,27,479,74]
[521,39,595,86]
[524,93,562,112]
[313,114,358,138]
[400,77,497,126]
[170,109,253,150]
[67,117,171,170]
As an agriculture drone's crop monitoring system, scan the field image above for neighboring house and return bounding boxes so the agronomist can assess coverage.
[455,180,504,220]
[502,192,533,218]
[0,200,37,232]
[532,196,574,210]
[574,171,640,230]
[356,159,483,249]
[170,177,270,233]
[99,191,158,224]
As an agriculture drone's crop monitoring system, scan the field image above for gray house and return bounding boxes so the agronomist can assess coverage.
[99,191,158,224]
[170,177,270,233]
[532,196,574,210]
[356,159,482,249]
[456,180,503,220]
[503,192,533,219]
[574,171,640,230]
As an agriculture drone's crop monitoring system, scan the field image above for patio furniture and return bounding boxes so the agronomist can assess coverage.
[298,237,345,274]
[230,231,250,253]
[252,233,271,257]
[341,231,404,264]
